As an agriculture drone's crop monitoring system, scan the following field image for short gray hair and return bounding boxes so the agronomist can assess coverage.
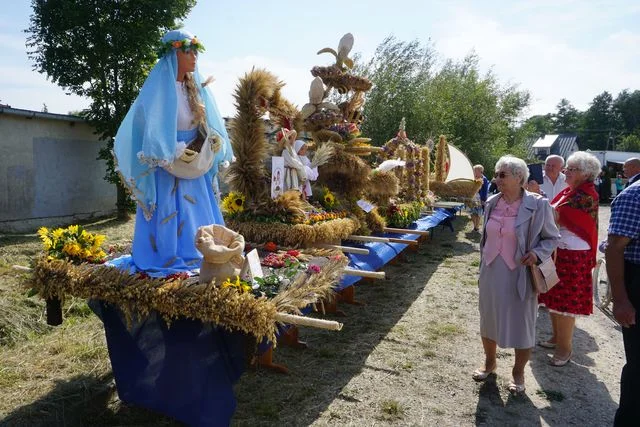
[566,151,601,181]
[495,155,529,186]
[545,154,565,166]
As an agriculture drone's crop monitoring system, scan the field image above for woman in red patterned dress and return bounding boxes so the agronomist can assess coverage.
[538,151,601,366]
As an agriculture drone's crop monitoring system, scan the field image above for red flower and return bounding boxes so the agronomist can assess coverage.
[286,249,300,258]
[264,242,277,252]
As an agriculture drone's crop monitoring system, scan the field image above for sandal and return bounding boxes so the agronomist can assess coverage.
[472,366,496,381]
[537,340,556,349]
[507,381,526,395]
[548,352,572,367]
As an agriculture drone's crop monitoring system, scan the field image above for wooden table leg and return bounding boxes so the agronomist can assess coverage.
[321,296,347,316]
[278,326,308,349]
[338,285,365,306]
[252,347,289,374]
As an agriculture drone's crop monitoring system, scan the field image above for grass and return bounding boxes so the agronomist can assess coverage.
[380,399,404,419]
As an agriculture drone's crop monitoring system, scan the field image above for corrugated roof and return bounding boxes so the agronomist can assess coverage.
[555,134,578,158]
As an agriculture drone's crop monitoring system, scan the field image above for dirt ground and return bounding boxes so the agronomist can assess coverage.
[0,207,624,426]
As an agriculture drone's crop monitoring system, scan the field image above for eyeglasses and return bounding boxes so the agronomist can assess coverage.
[565,167,582,173]
[495,172,511,179]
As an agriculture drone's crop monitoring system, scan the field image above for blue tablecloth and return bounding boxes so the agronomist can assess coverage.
[91,207,458,424]
[339,208,457,289]
[91,301,246,427]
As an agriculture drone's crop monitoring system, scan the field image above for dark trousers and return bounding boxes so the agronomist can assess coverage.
[615,261,640,426]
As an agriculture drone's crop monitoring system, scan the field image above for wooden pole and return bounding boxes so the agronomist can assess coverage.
[342,268,386,279]
[383,227,429,236]
[346,235,390,243]
[274,312,343,331]
[313,244,369,255]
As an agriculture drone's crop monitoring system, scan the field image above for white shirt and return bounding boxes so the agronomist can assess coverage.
[540,172,568,201]
[176,81,194,131]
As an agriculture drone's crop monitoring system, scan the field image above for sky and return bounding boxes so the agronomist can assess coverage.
[1,0,639,120]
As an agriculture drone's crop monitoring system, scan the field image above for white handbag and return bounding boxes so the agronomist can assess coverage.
[163,127,221,179]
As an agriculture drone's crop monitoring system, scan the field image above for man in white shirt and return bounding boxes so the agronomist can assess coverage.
[540,155,568,201]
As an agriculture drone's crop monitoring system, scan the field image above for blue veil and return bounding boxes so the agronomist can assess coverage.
[114,29,232,220]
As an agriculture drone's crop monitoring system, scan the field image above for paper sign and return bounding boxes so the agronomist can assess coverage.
[271,156,284,199]
[240,249,263,281]
[356,199,376,213]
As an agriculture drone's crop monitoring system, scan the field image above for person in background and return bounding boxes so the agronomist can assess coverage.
[606,175,640,426]
[540,155,568,201]
[538,152,601,366]
[600,167,612,203]
[616,173,625,195]
[470,164,490,232]
[473,155,559,395]
[623,157,640,188]
[526,179,547,198]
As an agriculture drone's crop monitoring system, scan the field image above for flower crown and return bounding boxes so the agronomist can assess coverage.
[157,36,205,58]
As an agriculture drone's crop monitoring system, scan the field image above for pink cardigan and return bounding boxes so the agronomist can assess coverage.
[483,197,522,270]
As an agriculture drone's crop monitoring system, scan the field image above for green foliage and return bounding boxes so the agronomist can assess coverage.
[25,0,196,217]
[554,98,581,132]
[358,37,531,169]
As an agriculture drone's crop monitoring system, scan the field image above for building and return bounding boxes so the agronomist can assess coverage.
[0,106,116,233]
[529,133,579,161]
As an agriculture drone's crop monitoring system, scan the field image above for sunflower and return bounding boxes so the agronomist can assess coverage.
[222,192,246,214]
[321,187,336,209]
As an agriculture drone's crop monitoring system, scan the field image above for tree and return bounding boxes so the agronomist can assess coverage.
[553,98,581,132]
[613,89,640,135]
[523,114,554,136]
[579,91,616,150]
[26,0,196,218]
[357,36,435,145]
[358,38,531,169]
[41,103,48,113]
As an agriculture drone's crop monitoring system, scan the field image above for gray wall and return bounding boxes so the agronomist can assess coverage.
[0,112,116,233]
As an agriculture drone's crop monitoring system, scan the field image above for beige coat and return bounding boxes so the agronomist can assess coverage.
[481,190,560,301]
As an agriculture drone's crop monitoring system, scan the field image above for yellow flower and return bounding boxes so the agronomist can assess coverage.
[63,242,81,256]
[67,225,79,235]
[37,227,49,237]
[52,228,64,240]
[42,236,52,250]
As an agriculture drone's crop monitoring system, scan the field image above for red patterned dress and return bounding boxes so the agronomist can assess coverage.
[538,182,599,316]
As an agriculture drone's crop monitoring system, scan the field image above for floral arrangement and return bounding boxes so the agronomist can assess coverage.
[328,122,361,142]
[305,211,348,225]
[157,36,205,58]
[221,276,253,293]
[37,225,106,264]
[385,202,423,228]
[319,187,336,210]
[221,192,245,216]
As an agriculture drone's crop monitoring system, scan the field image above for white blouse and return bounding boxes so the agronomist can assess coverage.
[175,81,195,131]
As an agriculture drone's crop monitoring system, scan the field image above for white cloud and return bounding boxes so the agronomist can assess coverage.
[198,55,312,118]
[432,6,640,116]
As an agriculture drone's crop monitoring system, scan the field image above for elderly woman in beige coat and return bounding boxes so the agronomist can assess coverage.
[473,155,560,394]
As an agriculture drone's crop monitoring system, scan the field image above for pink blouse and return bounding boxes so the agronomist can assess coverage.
[483,197,522,270]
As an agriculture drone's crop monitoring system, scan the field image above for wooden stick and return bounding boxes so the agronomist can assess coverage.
[342,268,386,279]
[346,235,390,243]
[313,243,369,255]
[387,237,418,245]
[274,312,343,331]
[383,227,430,236]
